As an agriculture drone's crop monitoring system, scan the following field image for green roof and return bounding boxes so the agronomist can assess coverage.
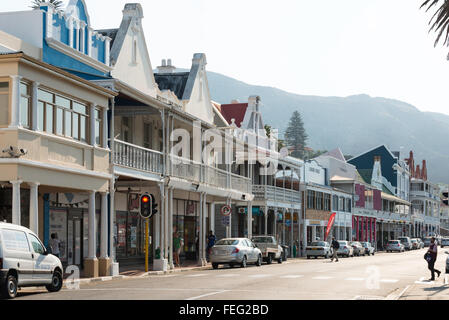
[382,184,394,195]
[357,169,373,184]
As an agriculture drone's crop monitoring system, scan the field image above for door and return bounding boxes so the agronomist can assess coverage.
[67,212,83,267]
[1,229,34,285]
[28,233,53,283]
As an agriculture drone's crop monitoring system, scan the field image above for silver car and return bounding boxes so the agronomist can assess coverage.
[306,241,332,259]
[361,242,375,256]
[440,238,449,248]
[336,240,354,257]
[210,238,262,269]
[386,240,405,252]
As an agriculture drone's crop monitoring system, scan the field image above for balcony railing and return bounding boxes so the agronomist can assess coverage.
[113,139,163,174]
[252,185,301,203]
[169,155,251,193]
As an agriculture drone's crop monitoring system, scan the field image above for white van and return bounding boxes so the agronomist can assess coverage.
[0,222,63,299]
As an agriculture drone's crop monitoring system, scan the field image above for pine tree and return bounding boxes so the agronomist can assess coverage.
[31,0,64,10]
[285,110,308,159]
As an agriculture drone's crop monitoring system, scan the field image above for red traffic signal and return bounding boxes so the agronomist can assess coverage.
[140,194,152,218]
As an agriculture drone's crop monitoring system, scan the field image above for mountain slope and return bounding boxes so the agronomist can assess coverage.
[206,71,449,183]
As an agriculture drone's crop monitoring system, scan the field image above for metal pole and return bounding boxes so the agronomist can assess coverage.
[145,218,149,272]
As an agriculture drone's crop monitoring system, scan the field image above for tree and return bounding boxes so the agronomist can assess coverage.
[264,124,285,152]
[285,110,308,159]
[305,149,327,160]
[31,0,64,10]
[420,0,449,58]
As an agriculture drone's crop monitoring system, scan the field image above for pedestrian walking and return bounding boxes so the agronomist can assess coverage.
[426,236,441,281]
[49,233,60,258]
[330,237,339,262]
[173,232,183,267]
[206,231,216,261]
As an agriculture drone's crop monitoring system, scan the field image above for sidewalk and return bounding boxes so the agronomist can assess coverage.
[399,276,449,300]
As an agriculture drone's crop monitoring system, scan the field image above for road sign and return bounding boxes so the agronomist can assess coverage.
[222,216,230,226]
[221,205,232,216]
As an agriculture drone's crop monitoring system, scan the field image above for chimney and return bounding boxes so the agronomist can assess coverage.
[231,99,240,104]
[157,58,176,74]
[123,3,144,19]
[422,160,427,181]
[415,165,421,180]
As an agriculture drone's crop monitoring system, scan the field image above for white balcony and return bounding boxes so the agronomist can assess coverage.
[169,155,251,194]
[252,185,301,204]
[113,139,163,174]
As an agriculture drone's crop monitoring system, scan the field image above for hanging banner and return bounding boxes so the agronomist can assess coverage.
[325,212,337,241]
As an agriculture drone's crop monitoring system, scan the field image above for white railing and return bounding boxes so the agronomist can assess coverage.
[114,139,163,174]
[252,185,301,203]
[169,155,251,193]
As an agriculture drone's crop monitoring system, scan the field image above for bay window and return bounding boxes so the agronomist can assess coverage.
[0,82,8,125]
[19,82,30,128]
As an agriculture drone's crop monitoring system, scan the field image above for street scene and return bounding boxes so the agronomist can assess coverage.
[1,0,449,308]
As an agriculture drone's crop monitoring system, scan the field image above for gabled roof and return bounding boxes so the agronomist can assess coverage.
[220,103,248,128]
[323,148,346,162]
[154,72,190,100]
[358,169,373,184]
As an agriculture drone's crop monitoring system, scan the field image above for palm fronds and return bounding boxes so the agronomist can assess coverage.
[31,0,64,10]
[421,0,449,48]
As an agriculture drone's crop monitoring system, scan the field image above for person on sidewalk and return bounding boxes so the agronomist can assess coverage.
[49,233,61,258]
[330,237,340,262]
[206,231,216,262]
[173,232,183,268]
[427,237,441,281]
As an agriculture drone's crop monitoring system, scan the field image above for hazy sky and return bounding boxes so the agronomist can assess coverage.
[3,0,449,115]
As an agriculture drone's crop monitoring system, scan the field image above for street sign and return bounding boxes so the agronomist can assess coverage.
[222,216,230,226]
[221,205,232,216]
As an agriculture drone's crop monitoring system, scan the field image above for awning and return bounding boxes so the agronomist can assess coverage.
[381,192,411,206]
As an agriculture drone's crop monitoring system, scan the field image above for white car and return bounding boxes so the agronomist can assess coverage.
[306,241,332,259]
[0,222,63,299]
[440,238,449,248]
[336,241,354,257]
[210,238,262,269]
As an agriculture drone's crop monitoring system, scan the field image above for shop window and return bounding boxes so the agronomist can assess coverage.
[0,82,9,126]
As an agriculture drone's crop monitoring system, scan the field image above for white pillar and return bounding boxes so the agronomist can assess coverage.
[312,226,316,241]
[290,211,294,257]
[100,192,108,259]
[210,202,215,233]
[202,194,207,266]
[31,81,39,131]
[10,180,22,225]
[264,206,268,235]
[88,191,96,259]
[199,193,204,265]
[282,208,286,244]
[9,75,21,128]
[169,188,174,269]
[164,186,168,260]
[29,182,39,234]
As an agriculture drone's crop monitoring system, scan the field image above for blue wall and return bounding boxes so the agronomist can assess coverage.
[348,145,398,188]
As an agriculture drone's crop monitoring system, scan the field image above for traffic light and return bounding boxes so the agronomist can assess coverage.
[151,194,158,216]
[140,194,151,218]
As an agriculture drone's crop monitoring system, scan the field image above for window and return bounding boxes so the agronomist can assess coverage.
[143,122,153,149]
[332,195,339,211]
[28,233,45,254]
[2,229,30,252]
[323,193,330,211]
[94,108,102,146]
[346,198,351,212]
[307,190,315,209]
[0,82,9,125]
[19,82,30,128]
[316,192,323,210]
[37,89,89,142]
[122,117,132,143]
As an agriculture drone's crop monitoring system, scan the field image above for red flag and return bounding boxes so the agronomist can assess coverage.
[325,212,337,241]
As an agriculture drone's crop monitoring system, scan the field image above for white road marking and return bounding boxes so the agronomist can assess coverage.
[249,274,272,278]
[380,279,399,283]
[312,276,334,280]
[185,274,208,277]
[415,277,434,284]
[279,275,304,279]
[345,277,365,281]
[185,290,228,300]
[216,274,239,278]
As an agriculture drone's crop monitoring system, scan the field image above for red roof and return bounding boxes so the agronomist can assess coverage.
[220,103,248,128]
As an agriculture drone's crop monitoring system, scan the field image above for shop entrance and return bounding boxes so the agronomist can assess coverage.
[67,211,83,267]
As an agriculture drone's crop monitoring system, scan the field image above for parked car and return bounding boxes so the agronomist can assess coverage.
[210,238,262,269]
[306,241,332,259]
[424,237,432,247]
[350,241,364,256]
[398,237,412,251]
[445,251,449,274]
[251,235,283,264]
[440,237,449,248]
[0,222,63,299]
[410,238,419,250]
[336,241,354,257]
[417,238,425,249]
[386,240,405,252]
[360,242,375,256]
